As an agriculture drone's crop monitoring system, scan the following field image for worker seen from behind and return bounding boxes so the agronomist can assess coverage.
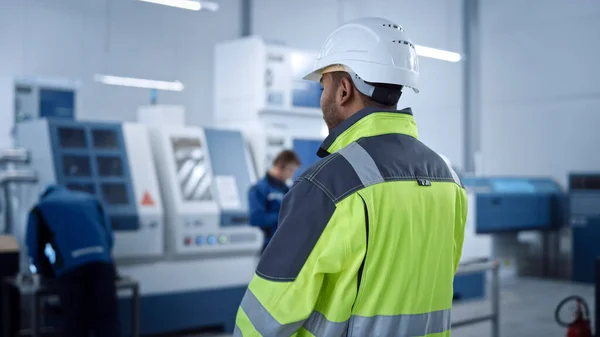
[234,17,467,337]
[248,150,301,251]
[26,185,120,337]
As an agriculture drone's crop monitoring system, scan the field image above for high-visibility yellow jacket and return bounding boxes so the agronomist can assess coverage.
[234,107,468,337]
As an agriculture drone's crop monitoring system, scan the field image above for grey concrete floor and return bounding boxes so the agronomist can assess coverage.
[191,278,595,337]
[452,277,594,337]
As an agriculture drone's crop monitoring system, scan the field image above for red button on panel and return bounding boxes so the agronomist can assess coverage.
[184,236,192,246]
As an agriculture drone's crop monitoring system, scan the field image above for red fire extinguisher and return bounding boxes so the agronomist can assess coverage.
[555,295,592,337]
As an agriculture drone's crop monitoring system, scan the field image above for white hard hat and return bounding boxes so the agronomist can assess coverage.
[303,17,420,94]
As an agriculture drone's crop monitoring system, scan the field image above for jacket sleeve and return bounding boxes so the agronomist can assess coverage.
[453,187,468,274]
[234,178,354,337]
[96,200,114,251]
[248,185,279,229]
[26,208,53,277]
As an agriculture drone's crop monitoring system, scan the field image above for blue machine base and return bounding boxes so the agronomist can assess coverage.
[119,286,246,337]
[453,272,485,302]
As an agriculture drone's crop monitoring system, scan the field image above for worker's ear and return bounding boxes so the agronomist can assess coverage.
[337,76,354,106]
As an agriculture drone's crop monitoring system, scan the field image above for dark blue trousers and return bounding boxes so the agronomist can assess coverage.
[57,262,120,337]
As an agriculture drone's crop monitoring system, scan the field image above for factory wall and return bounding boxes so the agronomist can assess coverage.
[479,0,600,186]
[252,0,466,169]
[0,0,241,148]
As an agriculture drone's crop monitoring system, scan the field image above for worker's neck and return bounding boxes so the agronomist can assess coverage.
[268,167,284,182]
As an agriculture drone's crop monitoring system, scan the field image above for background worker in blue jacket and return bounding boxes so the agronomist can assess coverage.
[248,150,301,251]
[26,185,119,337]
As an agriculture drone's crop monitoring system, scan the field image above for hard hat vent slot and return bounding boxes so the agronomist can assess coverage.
[382,23,403,31]
[392,40,414,48]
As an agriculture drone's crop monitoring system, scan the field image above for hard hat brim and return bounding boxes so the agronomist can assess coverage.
[302,62,419,94]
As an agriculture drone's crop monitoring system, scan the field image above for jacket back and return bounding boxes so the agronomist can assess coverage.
[26,186,114,277]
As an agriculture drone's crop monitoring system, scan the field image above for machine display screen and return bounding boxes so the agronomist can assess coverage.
[96,156,124,177]
[92,129,119,149]
[101,183,129,205]
[62,155,92,177]
[59,127,87,148]
[171,137,213,202]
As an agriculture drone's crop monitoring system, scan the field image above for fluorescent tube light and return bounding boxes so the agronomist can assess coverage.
[138,0,219,11]
[415,45,462,63]
[94,75,184,92]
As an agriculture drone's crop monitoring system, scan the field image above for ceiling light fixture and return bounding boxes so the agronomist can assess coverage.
[138,0,219,12]
[415,45,462,63]
[94,74,184,92]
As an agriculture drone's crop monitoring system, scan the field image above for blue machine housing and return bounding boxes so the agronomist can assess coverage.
[204,128,253,227]
[47,119,140,231]
[453,272,486,302]
[569,173,600,284]
[462,176,565,234]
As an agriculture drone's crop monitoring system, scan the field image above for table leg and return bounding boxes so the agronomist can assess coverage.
[32,294,40,337]
[132,285,140,337]
[2,282,9,337]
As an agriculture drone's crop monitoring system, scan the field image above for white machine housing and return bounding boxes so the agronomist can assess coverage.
[145,125,262,256]
[14,119,164,260]
[214,36,327,174]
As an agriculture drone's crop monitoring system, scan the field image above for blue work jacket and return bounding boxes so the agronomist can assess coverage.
[26,185,114,277]
[248,173,290,248]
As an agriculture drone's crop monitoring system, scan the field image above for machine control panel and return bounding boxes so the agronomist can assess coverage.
[183,234,230,246]
[569,173,600,219]
[180,230,259,250]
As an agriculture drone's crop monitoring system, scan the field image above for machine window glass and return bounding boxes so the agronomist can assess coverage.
[62,155,92,177]
[170,137,213,202]
[96,156,124,177]
[92,130,119,149]
[101,183,129,205]
[58,127,87,148]
[66,183,96,195]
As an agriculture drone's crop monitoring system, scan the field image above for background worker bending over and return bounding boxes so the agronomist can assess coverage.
[26,185,120,337]
[234,17,467,337]
[248,150,300,251]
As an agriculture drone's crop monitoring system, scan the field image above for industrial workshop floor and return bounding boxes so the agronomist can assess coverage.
[191,278,595,337]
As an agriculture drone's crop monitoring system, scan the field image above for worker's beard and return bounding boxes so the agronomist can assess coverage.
[321,92,345,132]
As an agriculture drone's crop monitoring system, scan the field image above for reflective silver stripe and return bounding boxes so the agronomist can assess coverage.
[232,325,242,337]
[302,309,451,337]
[338,142,384,187]
[71,245,104,258]
[239,289,303,336]
[303,310,348,337]
[348,309,451,337]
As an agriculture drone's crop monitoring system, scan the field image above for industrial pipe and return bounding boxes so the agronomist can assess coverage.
[0,169,37,185]
[0,169,38,235]
[0,148,30,165]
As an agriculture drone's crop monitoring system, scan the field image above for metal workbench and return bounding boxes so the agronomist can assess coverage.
[452,260,501,337]
[2,275,140,337]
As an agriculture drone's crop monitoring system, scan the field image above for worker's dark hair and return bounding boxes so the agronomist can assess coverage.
[273,150,301,168]
[330,71,403,109]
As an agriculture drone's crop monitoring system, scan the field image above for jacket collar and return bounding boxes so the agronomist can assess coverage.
[266,172,288,190]
[317,107,418,158]
[41,184,65,198]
